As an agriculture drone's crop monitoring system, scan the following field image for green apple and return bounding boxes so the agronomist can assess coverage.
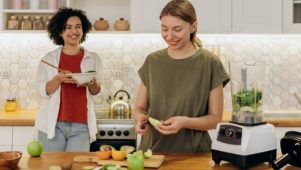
[27,140,43,157]
[127,150,144,170]
[148,117,161,127]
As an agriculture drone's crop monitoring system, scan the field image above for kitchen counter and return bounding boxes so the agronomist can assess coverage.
[16,152,301,170]
[0,110,300,127]
[0,110,35,126]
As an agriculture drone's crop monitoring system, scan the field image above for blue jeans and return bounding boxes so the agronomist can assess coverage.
[38,122,90,152]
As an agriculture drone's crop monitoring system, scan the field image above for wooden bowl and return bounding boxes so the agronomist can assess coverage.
[0,151,22,170]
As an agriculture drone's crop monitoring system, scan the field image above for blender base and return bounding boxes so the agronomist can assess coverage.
[212,149,276,169]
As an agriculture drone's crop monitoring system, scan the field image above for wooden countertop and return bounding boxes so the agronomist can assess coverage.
[0,110,300,127]
[16,152,301,170]
[0,110,36,126]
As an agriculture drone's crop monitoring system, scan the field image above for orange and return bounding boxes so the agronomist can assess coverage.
[111,150,126,161]
[96,150,111,160]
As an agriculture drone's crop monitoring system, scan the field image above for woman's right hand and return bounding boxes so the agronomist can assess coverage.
[57,70,76,84]
[134,112,149,135]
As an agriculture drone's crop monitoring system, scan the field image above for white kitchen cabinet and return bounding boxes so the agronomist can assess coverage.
[197,0,232,33]
[283,0,301,33]
[132,0,281,33]
[131,0,232,33]
[12,126,35,152]
[0,126,13,151]
[232,0,282,33]
[70,0,131,32]
[0,0,67,31]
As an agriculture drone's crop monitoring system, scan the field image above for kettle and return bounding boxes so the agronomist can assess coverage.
[272,131,301,169]
[106,90,131,117]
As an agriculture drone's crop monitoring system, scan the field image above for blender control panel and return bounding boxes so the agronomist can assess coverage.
[217,125,242,145]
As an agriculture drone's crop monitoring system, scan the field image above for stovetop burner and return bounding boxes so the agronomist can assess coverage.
[95,110,136,140]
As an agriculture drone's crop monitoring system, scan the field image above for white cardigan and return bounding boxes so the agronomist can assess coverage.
[35,47,102,142]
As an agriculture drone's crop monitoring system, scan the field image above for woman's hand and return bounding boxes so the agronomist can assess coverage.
[57,70,76,84]
[134,112,149,135]
[155,116,188,135]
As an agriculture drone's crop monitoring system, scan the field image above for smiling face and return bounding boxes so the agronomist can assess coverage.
[161,15,196,51]
[60,16,83,47]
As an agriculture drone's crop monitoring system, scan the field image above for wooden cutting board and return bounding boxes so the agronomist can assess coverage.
[73,155,165,168]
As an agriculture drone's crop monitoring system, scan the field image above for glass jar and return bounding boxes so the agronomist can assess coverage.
[33,16,44,30]
[44,16,52,30]
[7,16,19,30]
[21,15,32,30]
[4,99,18,112]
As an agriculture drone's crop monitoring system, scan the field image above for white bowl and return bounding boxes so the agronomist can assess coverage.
[69,72,97,84]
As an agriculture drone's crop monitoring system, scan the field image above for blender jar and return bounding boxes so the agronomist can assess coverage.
[229,61,265,125]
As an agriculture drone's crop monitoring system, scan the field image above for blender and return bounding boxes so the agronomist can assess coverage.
[211,61,277,169]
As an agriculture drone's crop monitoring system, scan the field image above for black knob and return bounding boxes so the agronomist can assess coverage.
[123,131,130,136]
[226,129,234,137]
[235,131,242,138]
[116,130,122,136]
[108,130,114,136]
[99,130,106,136]
[218,127,226,136]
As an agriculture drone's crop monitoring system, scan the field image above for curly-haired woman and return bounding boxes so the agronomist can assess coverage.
[35,7,102,151]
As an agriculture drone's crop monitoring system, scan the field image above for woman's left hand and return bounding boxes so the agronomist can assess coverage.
[155,116,188,135]
[76,78,96,87]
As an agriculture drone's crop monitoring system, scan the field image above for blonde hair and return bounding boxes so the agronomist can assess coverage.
[160,0,202,48]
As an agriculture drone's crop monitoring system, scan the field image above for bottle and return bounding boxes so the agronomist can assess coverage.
[21,16,32,30]
[12,0,23,9]
[44,16,52,30]
[7,16,19,30]
[47,0,58,10]
[33,16,44,30]
[30,0,39,9]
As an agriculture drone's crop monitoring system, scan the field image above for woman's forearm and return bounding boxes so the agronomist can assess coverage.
[45,75,62,95]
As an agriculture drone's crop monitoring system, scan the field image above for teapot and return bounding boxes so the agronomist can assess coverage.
[106,90,131,117]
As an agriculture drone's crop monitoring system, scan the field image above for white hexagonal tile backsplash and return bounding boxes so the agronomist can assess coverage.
[1,33,301,112]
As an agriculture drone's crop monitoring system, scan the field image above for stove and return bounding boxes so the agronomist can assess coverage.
[90,110,137,151]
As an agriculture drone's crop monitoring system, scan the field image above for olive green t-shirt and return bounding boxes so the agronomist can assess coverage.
[138,48,230,152]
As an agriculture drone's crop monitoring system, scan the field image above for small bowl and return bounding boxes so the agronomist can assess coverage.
[0,151,22,170]
[68,72,97,84]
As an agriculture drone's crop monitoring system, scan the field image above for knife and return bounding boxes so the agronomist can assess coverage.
[141,112,150,129]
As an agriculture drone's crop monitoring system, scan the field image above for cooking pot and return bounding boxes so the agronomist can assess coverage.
[272,131,301,169]
[106,90,131,117]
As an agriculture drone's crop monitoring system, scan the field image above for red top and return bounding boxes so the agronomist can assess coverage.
[57,49,87,124]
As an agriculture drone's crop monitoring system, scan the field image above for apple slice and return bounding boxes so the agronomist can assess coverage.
[148,117,161,127]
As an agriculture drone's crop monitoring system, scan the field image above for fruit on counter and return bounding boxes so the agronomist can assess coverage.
[96,150,111,160]
[111,149,126,161]
[48,165,62,170]
[82,165,95,170]
[99,145,115,151]
[100,163,122,170]
[120,145,135,154]
[144,149,152,158]
[148,117,161,127]
[127,150,144,170]
[27,140,43,157]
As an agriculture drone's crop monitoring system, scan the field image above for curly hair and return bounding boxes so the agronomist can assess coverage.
[47,7,92,45]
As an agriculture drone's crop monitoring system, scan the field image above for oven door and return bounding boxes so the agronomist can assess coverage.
[90,139,136,151]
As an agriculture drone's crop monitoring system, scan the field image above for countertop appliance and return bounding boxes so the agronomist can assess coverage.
[272,131,301,169]
[212,61,277,169]
[90,110,136,151]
